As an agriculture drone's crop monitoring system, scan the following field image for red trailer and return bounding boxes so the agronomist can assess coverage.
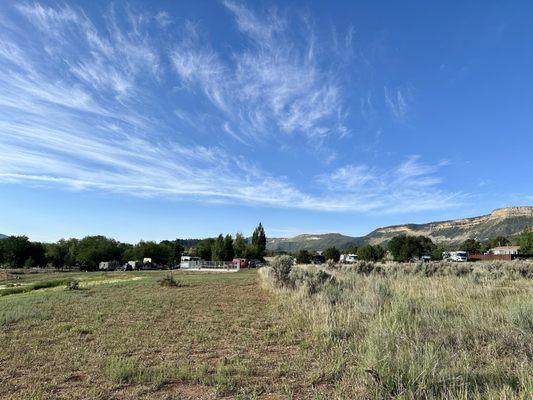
[232,258,248,268]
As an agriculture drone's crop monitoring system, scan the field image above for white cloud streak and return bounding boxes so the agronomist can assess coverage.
[0,2,462,214]
[170,1,347,141]
[384,86,409,120]
[316,156,462,213]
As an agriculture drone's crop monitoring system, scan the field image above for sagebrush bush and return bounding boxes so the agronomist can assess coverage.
[333,260,533,280]
[159,272,182,287]
[260,259,533,399]
[66,280,80,290]
[289,267,335,295]
[270,255,293,287]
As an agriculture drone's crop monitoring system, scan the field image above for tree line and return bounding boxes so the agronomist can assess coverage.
[0,223,267,269]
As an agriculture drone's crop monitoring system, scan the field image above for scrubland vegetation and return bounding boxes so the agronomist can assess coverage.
[1,258,532,399]
[261,257,533,399]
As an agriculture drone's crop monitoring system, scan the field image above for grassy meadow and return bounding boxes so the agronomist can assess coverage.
[261,259,533,399]
[0,261,532,399]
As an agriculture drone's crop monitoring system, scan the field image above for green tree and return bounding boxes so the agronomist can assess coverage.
[461,239,481,254]
[224,234,234,261]
[296,249,311,264]
[45,238,78,268]
[518,227,533,254]
[195,238,214,261]
[212,235,226,261]
[244,244,263,260]
[135,241,173,265]
[233,233,246,258]
[323,246,341,262]
[358,245,384,261]
[252,223,267,256]
[76,236,123,268]
[431,245,446,261]
[388,235,436,262]
[344,245,359,254]
[160,240,184,265]
[122,246,139,263]
[480,236,510,253]
[0,236,44,268]
[489,236,510,248]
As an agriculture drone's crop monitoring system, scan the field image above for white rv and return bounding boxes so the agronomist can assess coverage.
[443,251,469,262]
[340,253,358,263]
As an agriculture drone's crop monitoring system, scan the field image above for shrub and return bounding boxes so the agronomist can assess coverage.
[323,247,340,262]
[296,250,311,264]
[66,280,80,290]
[270,255,293,287]
[159,272,182,287]
[289,268,335,295]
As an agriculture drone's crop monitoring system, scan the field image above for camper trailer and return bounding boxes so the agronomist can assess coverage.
[98,261,121,270]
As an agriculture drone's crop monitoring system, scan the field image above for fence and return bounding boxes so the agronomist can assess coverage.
[180,260,240,271]
[468,254,533,261]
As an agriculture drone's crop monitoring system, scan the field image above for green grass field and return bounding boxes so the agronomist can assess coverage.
[0,270,315,399]
[1,265,532,399]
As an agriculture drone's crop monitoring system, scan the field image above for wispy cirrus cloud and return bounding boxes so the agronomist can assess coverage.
[0,2,462,215]
[170,0,348,142]
[315,156,462,213]
[384,86,409,120]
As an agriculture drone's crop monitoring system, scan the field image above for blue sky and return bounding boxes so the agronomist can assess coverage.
[0,1,532,243]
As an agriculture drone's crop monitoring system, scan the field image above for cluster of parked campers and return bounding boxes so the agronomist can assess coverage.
[337,251,470,263]
[97,250,474,271]
[97,256,263,271]
[179,256,263,269]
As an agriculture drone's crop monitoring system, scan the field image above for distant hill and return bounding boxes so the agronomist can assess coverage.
[0,234,7,240]
[268,233,363,253]
[266,206,533,252]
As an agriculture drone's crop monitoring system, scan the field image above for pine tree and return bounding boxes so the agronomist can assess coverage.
[224,234,234,261]
[233,233,246,258]
[212,235,225,261]
[252,223,267,251]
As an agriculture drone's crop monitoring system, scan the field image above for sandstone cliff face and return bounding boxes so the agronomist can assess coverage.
[490,206,533,218]
[367,207,533,245]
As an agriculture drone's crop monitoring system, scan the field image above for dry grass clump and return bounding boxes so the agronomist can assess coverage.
[260,258,533,398]
[333,259,533,280]
[159,272,184,287]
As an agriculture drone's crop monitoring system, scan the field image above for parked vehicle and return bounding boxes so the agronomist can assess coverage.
[232,258,248,268]
[340,254,358,263]
[122,260,140,271]
[443,251,469,262]
[249,259,263,268]
[98,261,121,270]
[311,254,326,264]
